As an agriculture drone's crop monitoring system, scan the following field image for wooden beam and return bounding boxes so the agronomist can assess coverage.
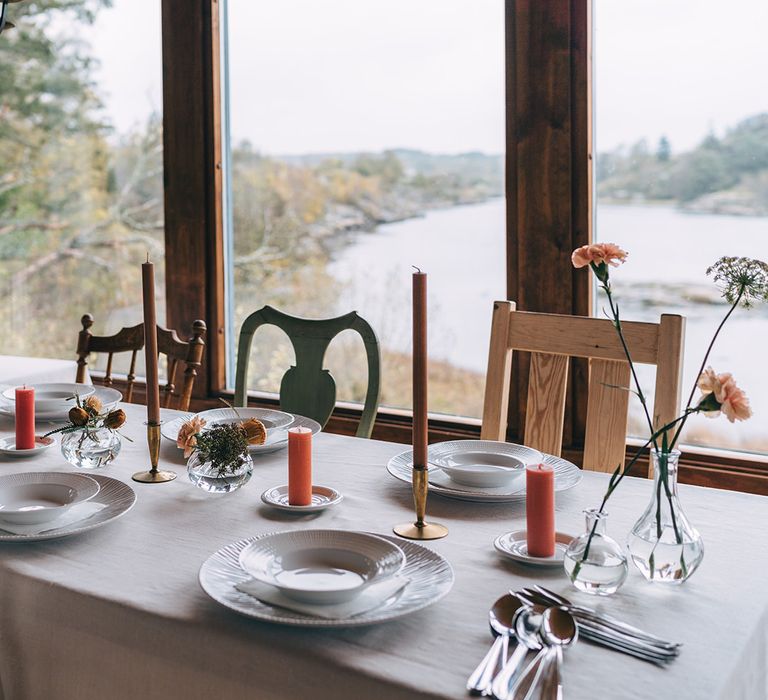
[161,0,226,397]
[505,0,592,447]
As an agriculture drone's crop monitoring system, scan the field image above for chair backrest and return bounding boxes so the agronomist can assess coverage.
[76,314,207,411]
[481,301,685,474]
[233,305,381,438]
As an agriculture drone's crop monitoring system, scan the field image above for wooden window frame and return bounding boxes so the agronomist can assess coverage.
[159,0,768,494]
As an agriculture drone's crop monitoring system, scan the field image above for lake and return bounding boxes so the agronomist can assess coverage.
[330,199,768,452]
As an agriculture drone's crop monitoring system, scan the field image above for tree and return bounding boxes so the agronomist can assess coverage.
[656,136,671,162]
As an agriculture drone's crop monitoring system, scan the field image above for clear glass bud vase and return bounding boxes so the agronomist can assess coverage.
[627,449,704,583]
[187,451,253,493]
[563,509,628,596]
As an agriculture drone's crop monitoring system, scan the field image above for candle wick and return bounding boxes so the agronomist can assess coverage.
[412,265,422,274]
[146,252,150,263]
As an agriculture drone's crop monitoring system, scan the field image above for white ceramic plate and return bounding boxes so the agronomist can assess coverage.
[387,445,581,503]
[0,474,136,541]
[261,484,343,513]
[0,435,55,457]
[200,533,454,627]
[0,472,100,525]
[238,530,405,605]
[162,411,321,455]
[494,530,575,567]
[1,383,95,415]
[0,386,118,421]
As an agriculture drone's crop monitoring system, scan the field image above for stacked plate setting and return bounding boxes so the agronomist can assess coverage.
[199,529,454,627]
[0,383,122,421]
[162,407,322,455]
[387,440,582,502]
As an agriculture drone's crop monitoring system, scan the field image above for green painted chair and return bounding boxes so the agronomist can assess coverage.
[233,305,382,438]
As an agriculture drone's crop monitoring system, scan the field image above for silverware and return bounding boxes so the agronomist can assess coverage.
[513,590,676,665]
[531,585,681,651]
[490,606,542,700]
[539,607,577,700]
[467,594,522,695]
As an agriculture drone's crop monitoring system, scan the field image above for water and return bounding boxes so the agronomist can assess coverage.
[330,199,768,451]
[626,535,705,584]
[563,557,628,596]
[61,429,121,469]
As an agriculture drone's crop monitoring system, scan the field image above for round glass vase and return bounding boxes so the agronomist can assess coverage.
[627,449,704,584]
[563,509,628,596]
[61,427,121,469]
[187,451,253,493]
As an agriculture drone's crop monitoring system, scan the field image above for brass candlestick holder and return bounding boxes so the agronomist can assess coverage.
[394,465,448,540]
[132,421,177,483]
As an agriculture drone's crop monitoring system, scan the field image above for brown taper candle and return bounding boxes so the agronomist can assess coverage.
[413,269,428,468]
[142,256,161,424]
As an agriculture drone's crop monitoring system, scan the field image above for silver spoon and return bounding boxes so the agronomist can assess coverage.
[539,607,578,700]
[490,605,542,700]
[467,594,522,695]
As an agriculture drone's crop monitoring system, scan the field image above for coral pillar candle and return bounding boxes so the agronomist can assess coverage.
[141,256,161,425]
[526,463,555,557]
[412,269,428,469]
[15,386,35,450]
[288,427,313,505]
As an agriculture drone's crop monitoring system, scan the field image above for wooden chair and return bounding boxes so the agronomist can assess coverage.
[76,315,207,411]
[233,305,381,438]
[481,301,685,474]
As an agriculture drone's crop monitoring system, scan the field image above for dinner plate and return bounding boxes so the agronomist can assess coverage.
[387,446,581,503]
[494,530,575,567]
[199,533,454,627]
[0,474,136,542]
[163,411,321,455]
[1,383,95,415]
[238,530,405,605]
[0,386,121,421]
[261,484,343,513]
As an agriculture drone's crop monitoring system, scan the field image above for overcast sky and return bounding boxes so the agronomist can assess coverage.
[81,0,767,156]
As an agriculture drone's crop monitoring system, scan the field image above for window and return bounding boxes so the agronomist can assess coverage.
[594,0,768,454]
[223,0,505,418]
[0,0,164,373]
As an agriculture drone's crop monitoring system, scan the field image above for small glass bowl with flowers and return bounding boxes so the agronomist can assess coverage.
[45,394,128,469]
[178,414,266,493]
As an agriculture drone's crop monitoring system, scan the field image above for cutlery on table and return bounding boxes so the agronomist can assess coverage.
[467,594,523,695]
[529,586,681,651]
[490,605,542,700]
[513,591,677,665]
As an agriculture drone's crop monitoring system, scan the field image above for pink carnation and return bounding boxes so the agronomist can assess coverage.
[571,243,628,269]
[697,367,752,422]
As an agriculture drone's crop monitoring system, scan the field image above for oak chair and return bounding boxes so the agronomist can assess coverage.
[481,301,685,474]
[233,306,381,438]
[76,315,207,411]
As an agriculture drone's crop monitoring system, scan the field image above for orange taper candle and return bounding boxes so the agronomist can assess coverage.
[288,427,313,505]
[141,256,161,425]
[526,463,555,557]
[15,385,35,450]
[412,269,428,469]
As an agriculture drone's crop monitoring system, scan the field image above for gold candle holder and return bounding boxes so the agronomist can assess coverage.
[394,465,448,540]
[132,421,177,483]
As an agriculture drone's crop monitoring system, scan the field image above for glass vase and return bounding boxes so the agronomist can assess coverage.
[563,509,628,596]
[187,451,253,493]
[61,427,121,469]
[627,449,704,584]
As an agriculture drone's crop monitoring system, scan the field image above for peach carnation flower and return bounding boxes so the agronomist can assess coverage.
[177,416,207,458]
[697,367,752,422]
[571,243,628,269]
[240,418,267,446]
[83,395,103,415]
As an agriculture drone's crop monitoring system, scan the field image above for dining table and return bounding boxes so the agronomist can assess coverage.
[0,400,766,700]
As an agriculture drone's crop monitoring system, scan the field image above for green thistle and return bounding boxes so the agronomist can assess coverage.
[195,424,249,477]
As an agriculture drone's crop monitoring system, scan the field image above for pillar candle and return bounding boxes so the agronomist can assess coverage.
[141,257,161,425]
[412,269,428,468]
[288,427,313,505]
[15,386,35,450]
[526,463,555,557]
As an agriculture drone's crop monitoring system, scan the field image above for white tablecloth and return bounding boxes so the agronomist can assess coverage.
[0,402,765,700]
[0,355,79,386]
